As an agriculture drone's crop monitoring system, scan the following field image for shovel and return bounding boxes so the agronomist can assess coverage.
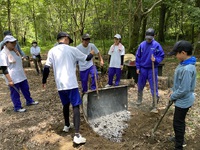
[150,54,158,113]
[151,100,173,138]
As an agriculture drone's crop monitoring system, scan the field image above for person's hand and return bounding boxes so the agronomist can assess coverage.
[90,50,95,55]
[136,69,140,74]
[121,65,123,70]
[151,54,155,62]
[100,59,104,66]
[8,81,14,87]
[168,91,172,98]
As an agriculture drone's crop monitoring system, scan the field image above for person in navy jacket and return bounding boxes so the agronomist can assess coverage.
[135,28,165,113]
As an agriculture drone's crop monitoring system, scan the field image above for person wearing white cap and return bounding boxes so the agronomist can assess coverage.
[105,34,125,87]
[0,31,26,57]
[0,35,38,112]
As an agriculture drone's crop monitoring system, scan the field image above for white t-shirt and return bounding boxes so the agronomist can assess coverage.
[76,43,99,71]
[0,49,27,84]
[45,44,87,91]
[30,46,41,59]
[108,44,125,68]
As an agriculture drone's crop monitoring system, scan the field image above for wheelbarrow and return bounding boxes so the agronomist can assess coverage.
[82,85,128,121]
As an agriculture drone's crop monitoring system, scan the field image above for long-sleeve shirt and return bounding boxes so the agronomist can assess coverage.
[30,46,41,57]
[136,39,164,70]
[170,56,196,108]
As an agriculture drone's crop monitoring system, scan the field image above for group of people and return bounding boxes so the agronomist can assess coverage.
[0,29,196,149]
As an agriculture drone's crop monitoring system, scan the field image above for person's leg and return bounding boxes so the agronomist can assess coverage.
[33,58,39,74]
[58,90,72,132]
[19,80,35,105]
[90,65,98,90]
[63,103,70,127]
[38,59,43,73]
[107,67,115,85]
[173,106,189,150]
[136,68,148,104]
[115,68,121,86]
[9,84,22,111]
[80,69,89,93]
[68,88,86,144]
[73,105,80,133]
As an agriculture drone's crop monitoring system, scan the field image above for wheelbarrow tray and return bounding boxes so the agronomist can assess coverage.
[82,85,128,120]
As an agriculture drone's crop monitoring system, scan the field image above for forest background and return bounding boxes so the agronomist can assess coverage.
[0,0,200,55]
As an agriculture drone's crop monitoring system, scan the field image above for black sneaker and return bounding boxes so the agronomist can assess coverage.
[168,136,187,147]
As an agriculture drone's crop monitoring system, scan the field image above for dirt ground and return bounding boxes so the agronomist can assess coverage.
[0,56,200,150]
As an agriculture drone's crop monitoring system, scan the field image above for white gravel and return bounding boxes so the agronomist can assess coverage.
[88,110,131,142]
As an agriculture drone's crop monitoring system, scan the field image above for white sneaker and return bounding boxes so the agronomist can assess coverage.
[105,84,111,88]
[16,108,26,112]
[73,134,86,144]
[63,126,70,132]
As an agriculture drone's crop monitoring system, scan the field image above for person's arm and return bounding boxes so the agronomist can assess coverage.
[86,50,95,61]
[16,42,25,57]
[170,70,192,100]
[154,44,165,65]
[98,52,104,66]
[1,66,14,87]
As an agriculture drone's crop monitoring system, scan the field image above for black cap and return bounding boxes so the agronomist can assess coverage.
[4,31,12,36]
[82,34,90,40]
[169,40,193,56]
[145,28,155,40]
[57,32,73,44]
[32,41,37,44]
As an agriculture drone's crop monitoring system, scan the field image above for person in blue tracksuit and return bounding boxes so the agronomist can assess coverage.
[135,28,164,113]
[168,40,196,150]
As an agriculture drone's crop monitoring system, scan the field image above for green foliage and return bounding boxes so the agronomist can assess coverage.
[0,0,199,50]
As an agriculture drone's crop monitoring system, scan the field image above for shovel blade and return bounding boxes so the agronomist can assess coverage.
[82,85,128,120]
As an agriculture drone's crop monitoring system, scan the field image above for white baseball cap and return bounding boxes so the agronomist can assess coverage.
[114,34,121,39]
[3,35,17,43]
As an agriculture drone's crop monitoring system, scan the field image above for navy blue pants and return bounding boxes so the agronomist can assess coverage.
[80,65,98,93]
[107,67,121,86]
[173,106,189,150]
[137,67,158,96]
[9,80,34,111]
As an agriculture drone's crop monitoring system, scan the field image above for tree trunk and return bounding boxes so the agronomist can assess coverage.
[32,0,37,41]
[7,0,11,31]
[128,0,163,53]
[141,15,147,42]
[128,0,143,54]
[158,3,167,42]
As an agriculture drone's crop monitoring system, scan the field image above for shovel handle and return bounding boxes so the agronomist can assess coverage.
[152,55,157,107]
[93,59,99,95]
[152,101,173,133]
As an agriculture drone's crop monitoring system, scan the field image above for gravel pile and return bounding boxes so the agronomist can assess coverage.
[88,110,131,142]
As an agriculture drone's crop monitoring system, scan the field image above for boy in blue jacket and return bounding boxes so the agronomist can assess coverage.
[169,40,196,150]
[135,28,165,113]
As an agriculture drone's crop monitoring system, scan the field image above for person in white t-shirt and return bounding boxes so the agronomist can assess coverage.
[30,41,43,75]
[42,32,95,145]
[0,35,38,112]
[76,34,104,93]
[105,34,125,87]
